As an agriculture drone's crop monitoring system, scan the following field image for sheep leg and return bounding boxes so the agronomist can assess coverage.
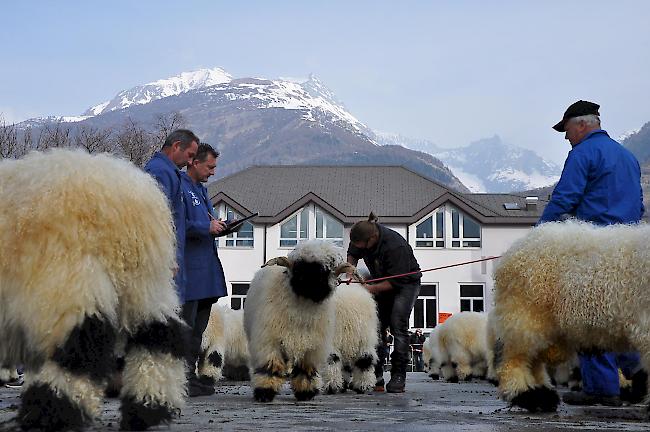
[321,353,344,394]
[19,314,117,431]
[120,317,188,431]
[251,353,287,402]
[197,346,224,386]
[496,340,559,413]
[471,359,488,380]
[351,352,377,393]
[291,355,321,401]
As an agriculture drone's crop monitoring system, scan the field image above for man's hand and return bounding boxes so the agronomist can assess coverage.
[209,219,227,235]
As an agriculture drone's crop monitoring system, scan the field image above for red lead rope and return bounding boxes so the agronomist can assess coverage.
[338,255,501,285]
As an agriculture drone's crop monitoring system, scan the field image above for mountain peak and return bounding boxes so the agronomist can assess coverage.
[83,67,232,116]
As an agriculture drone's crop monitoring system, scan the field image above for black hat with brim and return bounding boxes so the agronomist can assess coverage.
[553,100,600,132]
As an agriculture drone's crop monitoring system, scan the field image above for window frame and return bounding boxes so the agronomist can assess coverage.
[414,210,445,249]
[409,284,438,331]
[219,205,254,248]
[279,207,310,248]
[450,208,482,249]
[230,283,249,310]
[315,206,344,247]
[459,283,485,312]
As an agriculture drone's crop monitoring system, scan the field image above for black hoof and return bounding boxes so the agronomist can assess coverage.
[295,389,318,401]
[487,379,500,387]
[511,386,559,413]
[253,387,277,402]
[429,373,440,380]
[447,376,459,383]
[120,396,175,431]
[19,383,87,431]
[325,386,337,395]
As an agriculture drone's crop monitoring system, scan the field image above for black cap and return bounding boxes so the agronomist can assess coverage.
[552,100,600,132]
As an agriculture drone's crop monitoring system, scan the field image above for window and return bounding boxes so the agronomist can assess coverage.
[451,209,481,248]
[415,211,445,247]
[410,284,437,330]
[280,207,309,247]
[222,205,254,247]
[315,207,344,247]
[230,283,249,310]
[460,284,484,312]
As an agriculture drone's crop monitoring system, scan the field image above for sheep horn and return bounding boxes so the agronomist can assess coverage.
[334,263,364,282]
[262,256,292,268]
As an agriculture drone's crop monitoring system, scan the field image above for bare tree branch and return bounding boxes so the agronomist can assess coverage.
[153,112,187,145]
[114,117,156,167]
[74,125,114,154]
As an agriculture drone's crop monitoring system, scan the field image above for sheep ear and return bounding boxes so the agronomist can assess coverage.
[262,256,292,268]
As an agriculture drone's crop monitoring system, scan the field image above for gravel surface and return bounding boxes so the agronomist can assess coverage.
[1,373,648,431]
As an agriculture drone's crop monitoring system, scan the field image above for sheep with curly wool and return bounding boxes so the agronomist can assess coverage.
[423,326,442,380]
[434,312,489,382]
[244,240,356,402]
[0,149,188,431]
[198,305,249,384]
[0,366,19,385]
[321,282,379,394]
[493,220,650,413]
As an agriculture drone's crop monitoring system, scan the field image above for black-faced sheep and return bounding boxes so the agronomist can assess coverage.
[198,305,249,384]
[321,283,379,394]
[493,220,650,413]
[0,149,188,431]
[243,240,355,402]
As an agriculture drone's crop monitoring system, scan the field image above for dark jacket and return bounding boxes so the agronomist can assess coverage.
[181,173,227,302]
[347,224,421,288]
[539,129,644,225]
[144,152,187,301]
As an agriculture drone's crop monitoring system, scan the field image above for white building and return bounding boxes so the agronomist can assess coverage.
[208,165,548,334]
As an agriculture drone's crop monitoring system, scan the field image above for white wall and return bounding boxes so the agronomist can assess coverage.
[215,203,534,329]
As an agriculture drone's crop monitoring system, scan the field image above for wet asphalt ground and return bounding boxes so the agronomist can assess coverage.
[1,373,648,431]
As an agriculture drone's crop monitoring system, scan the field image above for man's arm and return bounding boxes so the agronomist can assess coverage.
[538,150,589,224]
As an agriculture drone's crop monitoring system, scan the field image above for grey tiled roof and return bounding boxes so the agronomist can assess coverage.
[207,166,549,225]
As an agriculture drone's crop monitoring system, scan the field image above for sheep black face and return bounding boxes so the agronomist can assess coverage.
[290,260,333,303]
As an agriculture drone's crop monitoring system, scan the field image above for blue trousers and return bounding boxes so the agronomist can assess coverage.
[580,352,641,396]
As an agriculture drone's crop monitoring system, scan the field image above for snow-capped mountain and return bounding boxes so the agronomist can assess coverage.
[377,133,561,193]
[15,67,467,191]
[83,67,233,116]
[433,136,561,193]
[374,132,441,155]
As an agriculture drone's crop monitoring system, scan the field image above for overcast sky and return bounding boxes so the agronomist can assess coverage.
[2,0,649,163]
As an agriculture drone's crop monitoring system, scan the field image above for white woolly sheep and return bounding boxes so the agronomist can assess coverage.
[432,312,489,382]
[321,282,379,394]
[198,305,249,384]
[0,366,19,385]
[243,239,355,402]
[0,149,188,431]
[493,220,650,413]
[423,326,442,380]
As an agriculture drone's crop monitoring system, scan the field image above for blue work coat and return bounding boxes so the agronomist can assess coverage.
[181,173,227,302]
[144,152,187,302]
[539,129,644,225]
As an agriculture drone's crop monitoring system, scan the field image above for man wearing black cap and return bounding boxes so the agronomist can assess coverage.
[540,100,646,406]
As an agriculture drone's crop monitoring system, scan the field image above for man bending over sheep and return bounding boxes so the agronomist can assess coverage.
[347,212,421,393]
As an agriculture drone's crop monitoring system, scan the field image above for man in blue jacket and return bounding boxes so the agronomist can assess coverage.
[144,129,199,303]
[539,100,646,406]
[181,143,227,396]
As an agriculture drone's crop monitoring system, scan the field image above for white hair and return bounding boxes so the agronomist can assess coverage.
[569,114,600,127]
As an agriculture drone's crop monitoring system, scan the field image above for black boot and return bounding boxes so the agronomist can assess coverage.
[386,370,406,393]
[187,371,214,397]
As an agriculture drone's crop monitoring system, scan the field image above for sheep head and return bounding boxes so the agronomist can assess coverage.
[286,240,345,303]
